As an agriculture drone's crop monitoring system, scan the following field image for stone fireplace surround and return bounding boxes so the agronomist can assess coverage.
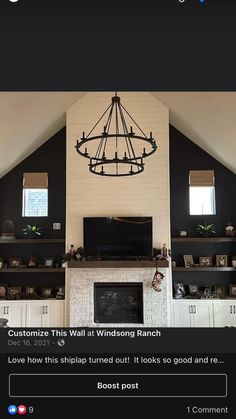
[67,266,170,327]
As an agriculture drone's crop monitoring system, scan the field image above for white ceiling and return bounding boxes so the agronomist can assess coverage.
[0,92,85,178]
[153,92,236,174]
[0,92,236,179]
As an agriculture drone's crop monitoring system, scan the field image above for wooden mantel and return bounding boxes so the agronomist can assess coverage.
[68,260,169,269]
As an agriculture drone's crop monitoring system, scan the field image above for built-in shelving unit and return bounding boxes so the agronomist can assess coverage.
[171,236,236,300]
[0,237,65,299]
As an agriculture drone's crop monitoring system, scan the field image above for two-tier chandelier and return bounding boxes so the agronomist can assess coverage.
[75,93,157,177]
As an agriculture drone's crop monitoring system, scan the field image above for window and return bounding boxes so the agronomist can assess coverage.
[22,173,48,217]
[189,170,216,215]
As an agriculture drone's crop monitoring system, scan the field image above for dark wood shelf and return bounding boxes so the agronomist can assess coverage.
[68,260,169,269]
[0,239,65,244]
[171,237,236,243]
[0,268,65,273]
[173,267,235,272]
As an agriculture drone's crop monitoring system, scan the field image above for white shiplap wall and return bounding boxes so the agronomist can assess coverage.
[66,92,170,249]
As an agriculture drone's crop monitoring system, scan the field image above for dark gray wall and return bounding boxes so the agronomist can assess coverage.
[170,125,236,238]
[0,127,66,239]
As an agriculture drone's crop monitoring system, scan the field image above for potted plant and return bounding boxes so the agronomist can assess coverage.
[22,224,42,238]
[196,222,216,237]
[232,256,236,268]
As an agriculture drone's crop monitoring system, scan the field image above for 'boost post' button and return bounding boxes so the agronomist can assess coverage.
[97,381,139,392]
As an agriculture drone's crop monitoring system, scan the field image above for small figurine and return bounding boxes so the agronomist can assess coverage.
[69,244,76,260]
[160,243,170,259]
[225,222,235,237]
[151,270,165,292]
[28,256,37,267]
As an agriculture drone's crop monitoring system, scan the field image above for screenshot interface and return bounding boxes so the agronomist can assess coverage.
[0,0,236,417]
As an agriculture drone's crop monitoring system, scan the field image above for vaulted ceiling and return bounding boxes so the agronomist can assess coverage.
[0,92,235,179]
[152,92,236,174]
[0,92,85,178]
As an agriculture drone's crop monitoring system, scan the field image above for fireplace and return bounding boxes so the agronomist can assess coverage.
[94,283,143,324]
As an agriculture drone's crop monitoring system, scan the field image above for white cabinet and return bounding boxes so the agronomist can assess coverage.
[172,301,213,327]
[26,301,65,327]
[0,302,26,327]
[0,300,64,327]
[213,301,236,327]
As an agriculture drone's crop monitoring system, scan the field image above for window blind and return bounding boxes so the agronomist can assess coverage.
[23,173,48,189]
[189,170,215,187]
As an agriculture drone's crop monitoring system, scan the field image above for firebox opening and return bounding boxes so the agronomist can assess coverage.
[94,282,143,324]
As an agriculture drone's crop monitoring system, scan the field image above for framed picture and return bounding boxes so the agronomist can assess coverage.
[229,284,236,298]
[42,287,53,298]
[7,286,22,299]
[25,286,37,297]
[189,284,199,295]
[174,282,186,299]
[202,286,212,299]
[212,284,226,299]
[216,255,228,267]
[199,257,212,267]
[44,258,54,268]
[55,285,65,299]
[0,284,7,299]
[183,255,194,268]
[9,258,22,268]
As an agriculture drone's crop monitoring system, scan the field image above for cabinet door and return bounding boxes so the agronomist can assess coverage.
[26,303,49,327]
[172,303,192,327]
[0,303,26,327]
[26,301,65,327]
[192,303,213,327]
[47,301,65,327]
[213,303,233,327]
[0,303,8,319]
[232,305,236,326]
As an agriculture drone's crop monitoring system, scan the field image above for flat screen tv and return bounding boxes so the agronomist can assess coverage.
[83,216,153,259]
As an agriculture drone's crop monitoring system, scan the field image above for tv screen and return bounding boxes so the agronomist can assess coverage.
[83,216,153,259]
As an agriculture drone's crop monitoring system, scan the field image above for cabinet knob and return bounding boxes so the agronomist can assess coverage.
[234,305,236,315]
[230,305,232,314]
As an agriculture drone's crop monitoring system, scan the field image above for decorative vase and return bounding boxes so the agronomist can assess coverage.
[232,260,236,268]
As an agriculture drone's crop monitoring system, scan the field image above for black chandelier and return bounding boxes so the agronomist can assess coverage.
[75,93,157,177]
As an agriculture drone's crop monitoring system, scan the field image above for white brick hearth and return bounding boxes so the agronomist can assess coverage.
[68,267,170,327]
